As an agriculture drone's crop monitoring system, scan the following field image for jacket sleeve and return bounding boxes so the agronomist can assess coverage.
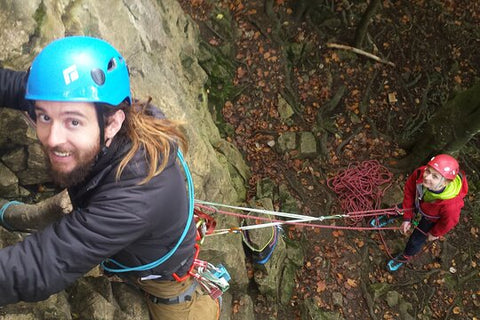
[402,168,421,220]
[0,67,30,111]
[0,182,153,306]
[429,204,461,237]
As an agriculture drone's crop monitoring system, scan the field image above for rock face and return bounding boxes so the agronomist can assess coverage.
[0,0,254,319]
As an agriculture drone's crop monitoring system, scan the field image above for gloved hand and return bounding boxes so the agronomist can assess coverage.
[400,221,411,235]
[2,189,72,232]
[427,233,439,241]
[0,200,23,231]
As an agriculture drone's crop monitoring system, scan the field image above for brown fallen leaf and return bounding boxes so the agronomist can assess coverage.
[316,280,327,292]
[346,278,358,288]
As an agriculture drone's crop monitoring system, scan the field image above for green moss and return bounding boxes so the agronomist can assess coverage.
[198,40,239,137]
[194,7,245,138]
[33,1,46,35]
[369,282,392,300]
[19,1,46,56]
[443,273,457,290]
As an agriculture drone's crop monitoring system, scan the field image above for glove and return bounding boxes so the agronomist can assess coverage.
[400,221,411,235]
[0,200,23,231]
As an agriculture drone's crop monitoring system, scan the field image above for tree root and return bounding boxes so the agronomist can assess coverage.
[284,171,307,203]
[353,0,382,48]
[335,126,362,155]
[443,293,458,320]
[200,20,227,42]
[360,245,378,320]
[394,269,441,288]
[359,69,379,114]
[458,269,480,287]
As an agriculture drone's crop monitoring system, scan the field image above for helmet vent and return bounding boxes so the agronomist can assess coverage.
[91,68,106,85]
[107,57,117,71]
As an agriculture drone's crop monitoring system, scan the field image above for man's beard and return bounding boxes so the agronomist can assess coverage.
[44,144,100,188]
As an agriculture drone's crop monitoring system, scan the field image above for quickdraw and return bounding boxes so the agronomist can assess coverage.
[194,207,216,243]
[191,260,231,300]
[173,206,231,301]
[173,251,231,301]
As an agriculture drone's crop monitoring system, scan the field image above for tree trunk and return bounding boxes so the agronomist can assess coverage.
[393,82,480,172]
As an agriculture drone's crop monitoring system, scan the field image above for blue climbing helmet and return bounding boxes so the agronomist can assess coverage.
[25,36,131,106]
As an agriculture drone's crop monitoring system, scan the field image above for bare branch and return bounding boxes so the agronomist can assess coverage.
[326,43,396,67]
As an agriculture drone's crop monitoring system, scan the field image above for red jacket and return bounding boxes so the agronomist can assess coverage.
[402,166,468,237]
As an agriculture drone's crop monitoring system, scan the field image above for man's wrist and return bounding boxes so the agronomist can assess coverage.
[0,201,23,231]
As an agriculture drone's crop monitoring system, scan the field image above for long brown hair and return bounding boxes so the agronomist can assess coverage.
[102,99,188,184]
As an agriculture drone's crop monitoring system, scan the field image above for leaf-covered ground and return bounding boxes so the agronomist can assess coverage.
[178,0,480,319]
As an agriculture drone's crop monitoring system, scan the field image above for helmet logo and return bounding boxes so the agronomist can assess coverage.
[63,64,79,85]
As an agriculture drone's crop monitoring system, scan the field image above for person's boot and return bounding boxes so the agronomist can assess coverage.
[387,253,410,271]
[370,215,396,228]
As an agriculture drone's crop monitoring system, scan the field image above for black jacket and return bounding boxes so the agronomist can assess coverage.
[0,68,196,305]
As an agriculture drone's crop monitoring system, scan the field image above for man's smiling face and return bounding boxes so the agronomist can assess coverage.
[34,100,101,187]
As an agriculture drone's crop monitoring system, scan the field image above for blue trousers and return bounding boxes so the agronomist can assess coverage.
[404,216,435,256]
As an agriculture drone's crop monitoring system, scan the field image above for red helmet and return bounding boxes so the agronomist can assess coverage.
[427,154,459,180]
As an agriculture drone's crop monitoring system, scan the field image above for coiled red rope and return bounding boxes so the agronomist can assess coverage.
[327,160,394,224]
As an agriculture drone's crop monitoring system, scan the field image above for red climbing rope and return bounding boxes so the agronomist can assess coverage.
[327,160,393,224]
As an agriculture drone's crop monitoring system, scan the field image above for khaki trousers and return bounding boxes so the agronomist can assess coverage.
[135,277,219,320]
